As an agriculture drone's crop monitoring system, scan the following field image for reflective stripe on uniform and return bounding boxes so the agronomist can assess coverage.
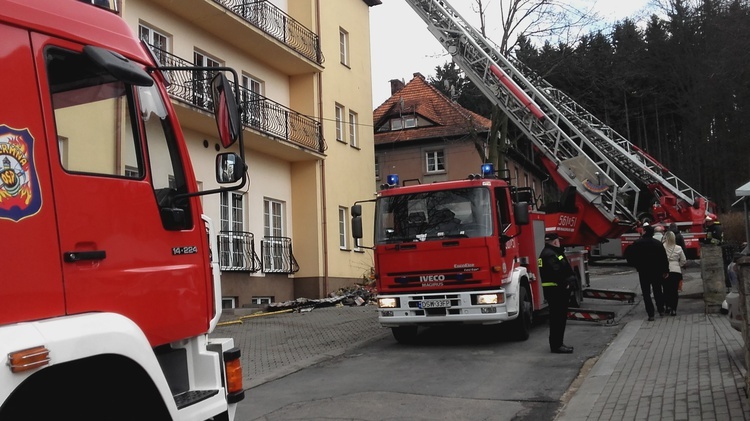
[542,282,558,287]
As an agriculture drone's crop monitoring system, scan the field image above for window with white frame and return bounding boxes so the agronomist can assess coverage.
[242,74,264,127]
[425,150,445,173]
[404,116,417,128]
[339,28,349,66]
[220,191,245,268]
[222,297,237,309]
[263,198,285,271]
[348,110,358,148]
[338,207,348,250]
[138,24,169,66]
[251,296,274,305]
[335,104,345,142]
[193,51,221,109]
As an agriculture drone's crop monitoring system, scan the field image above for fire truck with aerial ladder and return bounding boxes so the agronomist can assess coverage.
[354,0,706,343]
[1,0,248,419]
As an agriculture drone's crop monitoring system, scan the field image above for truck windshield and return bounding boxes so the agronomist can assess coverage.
[375,187,492,244]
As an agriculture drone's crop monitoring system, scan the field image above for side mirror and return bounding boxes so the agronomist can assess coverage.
[216,153,245,184]
[351,204,362,217]
[351,205,363,240]
[514,202,529,226]
[211,72,241,148]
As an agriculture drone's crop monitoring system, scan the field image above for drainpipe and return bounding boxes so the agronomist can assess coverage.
[316,0,329,296]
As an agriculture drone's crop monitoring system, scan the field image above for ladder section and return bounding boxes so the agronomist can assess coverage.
[404,0,639,225]
[510,57,708,207]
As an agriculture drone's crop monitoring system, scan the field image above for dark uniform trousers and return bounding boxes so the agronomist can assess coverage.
[543,284,568,349]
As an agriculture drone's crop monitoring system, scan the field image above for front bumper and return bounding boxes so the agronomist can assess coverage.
[377,289,514,327]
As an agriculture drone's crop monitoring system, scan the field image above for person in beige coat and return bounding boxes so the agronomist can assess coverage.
[663,231,687,315]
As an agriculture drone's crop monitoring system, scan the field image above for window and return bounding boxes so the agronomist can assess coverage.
[193,51,221,109]
[220,191,245,268]
[425,150,445,173]
[339,207,348,249]
[390,118,403,130]
[335,104,344,142]
[404,116,417,128]
[47,46,192,230]
[251,296,273,305]
[339,28,349,66]
[263,198,285,272]
[242,74,263,127]
[348,110,358,148]
[375,156,380,180]
[138,24,169,65]
[524,173,529,188]
[222,297,237,309]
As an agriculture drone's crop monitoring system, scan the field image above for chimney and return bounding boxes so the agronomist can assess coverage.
[390,78,405,95]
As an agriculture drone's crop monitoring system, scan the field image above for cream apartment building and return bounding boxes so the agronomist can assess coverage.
[116,0,379,307]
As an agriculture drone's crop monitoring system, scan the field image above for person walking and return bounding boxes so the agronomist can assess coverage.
[625,224,670,321]
[538,233,576,354]
[668,222,686,250]
[662,231,686,316]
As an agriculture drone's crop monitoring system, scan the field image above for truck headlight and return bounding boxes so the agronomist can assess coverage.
[378,297,398,308]
[477,293,504,305]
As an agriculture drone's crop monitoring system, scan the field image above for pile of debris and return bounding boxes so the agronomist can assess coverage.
[267,281,377,313]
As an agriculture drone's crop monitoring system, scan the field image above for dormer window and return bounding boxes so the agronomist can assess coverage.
[388,116,418,131]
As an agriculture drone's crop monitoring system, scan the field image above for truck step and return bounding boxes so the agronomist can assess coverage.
[567,308,616,324]
[174,390,219,410]
[583,288,636,303]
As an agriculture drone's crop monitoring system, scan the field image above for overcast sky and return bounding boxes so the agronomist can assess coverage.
[369,0,655,109]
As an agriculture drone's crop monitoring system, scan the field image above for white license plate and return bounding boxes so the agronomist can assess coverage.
[420,299,451,309]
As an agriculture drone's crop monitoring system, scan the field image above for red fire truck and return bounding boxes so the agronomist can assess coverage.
[352,168,588,343]
[1,1,245,419]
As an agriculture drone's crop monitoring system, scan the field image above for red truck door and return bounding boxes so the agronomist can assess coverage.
[32,34,211,345]
[0,25,65,325]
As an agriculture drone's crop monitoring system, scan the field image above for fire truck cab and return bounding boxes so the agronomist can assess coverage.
[353,167,586,344]
[1,1,245,419]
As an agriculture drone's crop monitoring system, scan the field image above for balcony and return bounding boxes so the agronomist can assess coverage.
[154,47,325,155]
[147,0,323,74]
[218,231,261,272]
[213,0,321,65]
[261,236,299,274]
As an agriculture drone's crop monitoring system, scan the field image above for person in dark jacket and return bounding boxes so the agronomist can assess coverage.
[538,233,576,354]
[625,224,670,321]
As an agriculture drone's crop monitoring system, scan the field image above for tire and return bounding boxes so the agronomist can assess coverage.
[392,326,418,344]
[511,287,532,341]
[568,275,583,308]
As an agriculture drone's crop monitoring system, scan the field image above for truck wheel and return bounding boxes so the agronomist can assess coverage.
[391,326,418,344]
[569,275,583,308]
[511,287,532,341]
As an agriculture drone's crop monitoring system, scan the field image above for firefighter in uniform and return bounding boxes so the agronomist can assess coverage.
[538,233,575,354]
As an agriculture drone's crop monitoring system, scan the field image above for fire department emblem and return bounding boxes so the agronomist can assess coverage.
[0,125,41,222]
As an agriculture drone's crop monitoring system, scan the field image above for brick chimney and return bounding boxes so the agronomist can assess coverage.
[389,78,405,95]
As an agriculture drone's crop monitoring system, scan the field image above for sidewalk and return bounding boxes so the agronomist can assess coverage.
[556,268,750,421]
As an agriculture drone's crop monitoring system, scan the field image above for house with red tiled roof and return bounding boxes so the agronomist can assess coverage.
[373,73,545,198]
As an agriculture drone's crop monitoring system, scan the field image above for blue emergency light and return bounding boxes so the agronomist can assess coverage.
[481,163,494,177]
[386,174,399,186]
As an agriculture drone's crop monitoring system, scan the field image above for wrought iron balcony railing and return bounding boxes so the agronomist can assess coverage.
[151,47,324,153]
[213,0,322,65]
[218,231,262,272]
[261,236,299,274]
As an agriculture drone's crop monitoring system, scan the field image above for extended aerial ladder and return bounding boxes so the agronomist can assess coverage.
[404,0,710,240]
